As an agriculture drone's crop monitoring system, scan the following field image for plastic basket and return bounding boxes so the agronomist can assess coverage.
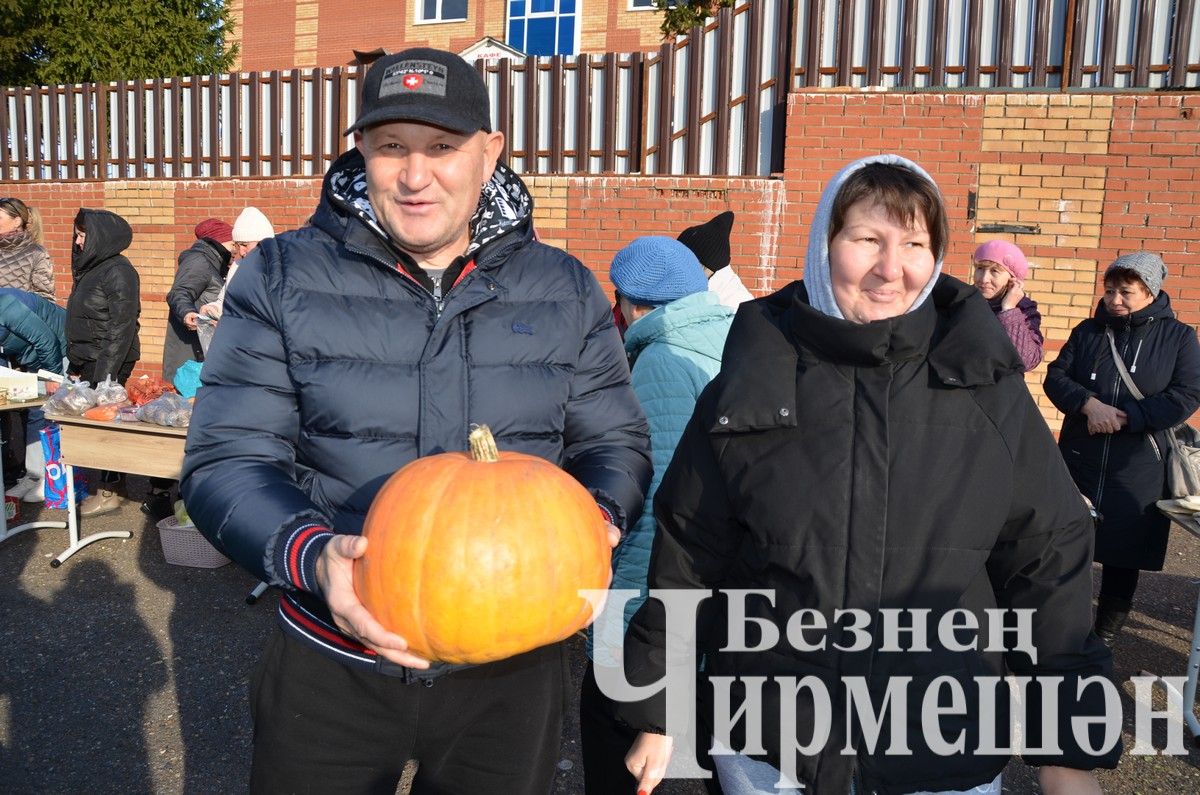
[157,516,230,568]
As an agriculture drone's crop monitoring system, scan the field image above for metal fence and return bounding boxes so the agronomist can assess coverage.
[1,0,1197,183]
[790,0,1200,89]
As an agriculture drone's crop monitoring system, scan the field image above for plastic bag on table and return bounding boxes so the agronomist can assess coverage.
[135,392,192,427]
[44,380,97,416]
[39,423,89,509]
[93,375,128,406]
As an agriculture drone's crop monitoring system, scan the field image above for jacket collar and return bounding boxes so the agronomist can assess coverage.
[1094,290,1175,329]
[315,148,533,269]
[707,275,1022,432]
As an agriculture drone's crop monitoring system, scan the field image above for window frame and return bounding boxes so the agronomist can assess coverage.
[415,0,469,25]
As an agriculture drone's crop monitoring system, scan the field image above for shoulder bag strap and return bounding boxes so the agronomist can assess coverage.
[1106,327,1145,400]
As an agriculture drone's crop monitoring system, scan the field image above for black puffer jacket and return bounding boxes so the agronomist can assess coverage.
[1044,292,1200,570]
[65,209,140,384]
[162,237,229,381]
[619,277,1119,794]
[181,149,652,678]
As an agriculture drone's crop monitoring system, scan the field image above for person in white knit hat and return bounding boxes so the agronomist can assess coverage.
[200,206,275,321]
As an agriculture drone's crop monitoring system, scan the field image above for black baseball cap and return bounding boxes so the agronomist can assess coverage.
[346,48,492,136]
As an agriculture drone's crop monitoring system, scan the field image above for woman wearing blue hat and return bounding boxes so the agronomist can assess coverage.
[582,235,734,795]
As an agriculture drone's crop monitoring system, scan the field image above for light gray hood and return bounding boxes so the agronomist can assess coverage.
[804,154,945,319]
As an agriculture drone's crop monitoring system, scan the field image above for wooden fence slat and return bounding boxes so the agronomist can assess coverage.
[966,0,983,85]
[523,57,538,173]
[1065,0,1086,87]
[249,72,262,176]
[997,0,1015,86]
[714,9,733,175]
[189,76,203,177]
[152,79,165,178]
[64,84,78,179]
[900,0,919,86]
[837,0,855,85]
[932,0,949,85]
[742,0,765,175]
[685,26,704,173]
[0,89,11,179]
[117,81,130,178]
[311,68,324,174]
[209,74,222,175]
[655,44,675,175]
[47,85,61,179]
[497,59,513,167]
[270,71,282,176]
[133,80,146,177]
[1033,0,1053,86]
[804,0,822,88]
[626,52,644,174]
[328,68,342,162]
[1101,0,1120,84]
[1133,0,1156,86]
[1172,0,1197,86]
[16,87,30,181]
[549,57,564,173]
[82,84,97,179]
[170,78,182,177]
[574,54,592,171]
[867,0,885,86]
[230,73,243,177]
[30,87,44,179]
[602,53,618,173]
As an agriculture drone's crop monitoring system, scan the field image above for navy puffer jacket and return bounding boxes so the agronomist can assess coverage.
[181,149,652,676]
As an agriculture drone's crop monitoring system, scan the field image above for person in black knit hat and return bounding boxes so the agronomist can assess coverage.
[677,210,753,308]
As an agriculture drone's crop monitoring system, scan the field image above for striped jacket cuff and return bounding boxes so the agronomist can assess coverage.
[274,520,335,597]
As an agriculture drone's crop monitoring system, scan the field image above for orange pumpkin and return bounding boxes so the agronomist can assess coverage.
[354,425,612,664]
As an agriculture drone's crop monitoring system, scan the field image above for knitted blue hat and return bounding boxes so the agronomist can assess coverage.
[609,236,709,306]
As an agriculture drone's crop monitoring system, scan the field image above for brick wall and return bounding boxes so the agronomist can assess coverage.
[7,90,1198,433]
[778,91,1200,428]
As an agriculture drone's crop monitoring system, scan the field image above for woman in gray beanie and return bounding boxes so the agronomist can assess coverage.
[1045,252,1200,645]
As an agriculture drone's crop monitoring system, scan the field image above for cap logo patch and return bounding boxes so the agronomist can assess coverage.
[379,60,448,98]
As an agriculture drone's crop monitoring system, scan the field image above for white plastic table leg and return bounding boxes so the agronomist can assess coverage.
[50,464,131,567]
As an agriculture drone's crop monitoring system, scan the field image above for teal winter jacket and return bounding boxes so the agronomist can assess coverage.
[593,291,733,659]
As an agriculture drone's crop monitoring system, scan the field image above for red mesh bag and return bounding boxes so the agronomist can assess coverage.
[125,375,176,406]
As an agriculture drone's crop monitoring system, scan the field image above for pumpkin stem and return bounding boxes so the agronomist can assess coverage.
[468,424,500,462]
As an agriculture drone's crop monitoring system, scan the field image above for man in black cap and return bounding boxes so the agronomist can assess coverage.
[677,209,754,308]
[182,47,651,793]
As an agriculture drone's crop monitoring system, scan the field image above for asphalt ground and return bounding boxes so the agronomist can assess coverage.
[2,475,1200,793]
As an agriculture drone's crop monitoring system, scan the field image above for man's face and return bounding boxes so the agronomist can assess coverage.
[356,121,504,268]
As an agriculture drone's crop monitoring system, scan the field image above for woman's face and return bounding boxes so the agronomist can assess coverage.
[972,260,1011,300]
[828,200,936,324]
[1103,278,1153,316]
[0,209,22,235]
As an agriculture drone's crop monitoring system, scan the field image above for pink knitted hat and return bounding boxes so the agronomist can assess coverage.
[973,239,1029,281]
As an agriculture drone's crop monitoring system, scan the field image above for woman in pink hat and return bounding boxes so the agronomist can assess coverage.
[972,239,1044,371]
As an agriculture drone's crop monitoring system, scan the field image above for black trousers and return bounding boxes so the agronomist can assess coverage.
[1099,564,1140,603]
[249,628,567,795]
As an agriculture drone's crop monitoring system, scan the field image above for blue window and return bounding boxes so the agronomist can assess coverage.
[508,0,576,56]
[421,0,468,22]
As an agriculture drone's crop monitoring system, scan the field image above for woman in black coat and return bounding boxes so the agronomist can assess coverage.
[1045,253,1200,645]
[65,208,140,385]
[617,156,1116,795]
[65,208,141,517]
